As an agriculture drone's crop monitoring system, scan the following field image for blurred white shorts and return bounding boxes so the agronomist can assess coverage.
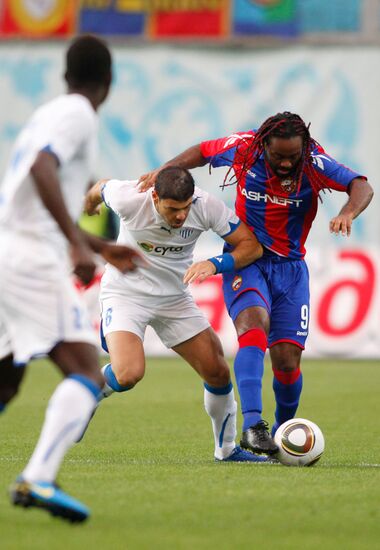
[101,292,210,349]
[0,236,97,365]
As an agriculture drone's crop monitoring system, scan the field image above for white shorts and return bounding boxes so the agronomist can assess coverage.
[0,235,97,365]
[101,292,210,349]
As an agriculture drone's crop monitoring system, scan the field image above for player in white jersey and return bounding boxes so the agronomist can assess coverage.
[0,35,141,523]
[84,166,269,463]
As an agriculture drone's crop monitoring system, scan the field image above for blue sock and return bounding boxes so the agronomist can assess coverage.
[0,402,5,413]
[234,346,264,431]
[103,364,133,393]
[272,369,303,435]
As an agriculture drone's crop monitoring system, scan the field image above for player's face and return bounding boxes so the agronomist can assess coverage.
[264,135,303,179]
[155,197,193,228]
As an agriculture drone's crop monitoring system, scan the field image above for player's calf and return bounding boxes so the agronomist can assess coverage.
[0,355,26,409]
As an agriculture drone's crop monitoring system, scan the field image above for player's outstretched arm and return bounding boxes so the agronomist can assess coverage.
[80,230,144,274]
[31,150,96,284]
[329,177,374,237]
[83,180,146,273]
[138,144,207,192]
[183,222,263,285]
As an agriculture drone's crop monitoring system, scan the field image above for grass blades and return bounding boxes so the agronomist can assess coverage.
[1,358,379,549]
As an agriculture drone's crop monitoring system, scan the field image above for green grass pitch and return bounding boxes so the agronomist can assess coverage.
[1,357,379,549]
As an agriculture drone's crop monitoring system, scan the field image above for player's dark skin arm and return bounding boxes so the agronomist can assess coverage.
[31,153,142,282]
[31,151,96,283]
[139,144,206,191]
[330,177,374,236]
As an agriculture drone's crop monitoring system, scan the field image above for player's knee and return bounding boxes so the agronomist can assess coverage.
[272,360,299,372]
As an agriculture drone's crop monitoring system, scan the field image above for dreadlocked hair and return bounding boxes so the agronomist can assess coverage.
[220,111,331,201]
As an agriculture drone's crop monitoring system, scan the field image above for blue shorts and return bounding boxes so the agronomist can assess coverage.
[222,251,310,349]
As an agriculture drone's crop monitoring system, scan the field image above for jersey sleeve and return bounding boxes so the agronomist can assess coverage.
[200,130,255,168]
[43,102,95,165]
[310,149,366,192]
[201,191,241,238]
[101,179,139,220]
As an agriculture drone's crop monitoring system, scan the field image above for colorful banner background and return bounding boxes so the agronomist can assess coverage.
[0,0,369,40]
[1,0,75,37]
[0,43,378,356]
[79,0,146,36]
[232,0,298,37]
[149,1,227,38]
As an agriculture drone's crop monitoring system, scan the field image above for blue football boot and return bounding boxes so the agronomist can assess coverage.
[9,478,90,523]
[216,446,269,463]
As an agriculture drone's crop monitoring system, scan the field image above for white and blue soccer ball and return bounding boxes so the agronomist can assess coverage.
[274,418,325,466]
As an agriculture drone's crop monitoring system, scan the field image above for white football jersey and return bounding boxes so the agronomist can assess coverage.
[0,93,98,255]
[101,180,240,297]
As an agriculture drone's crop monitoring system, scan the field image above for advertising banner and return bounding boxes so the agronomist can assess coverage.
[79,0,146,36]
[0,43,378,357]
[298,0,360,33]
[149,0,228,38]
[232,0,298,37]
[0,0,76,37]
[78,246,380,358]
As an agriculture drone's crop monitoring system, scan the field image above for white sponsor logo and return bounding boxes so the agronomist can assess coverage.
[247,170,257,178]
[138,242,183,256]
[311,153,332,170]
[297,331,308,336]
[239,185,303,207]
[223,133,253,148]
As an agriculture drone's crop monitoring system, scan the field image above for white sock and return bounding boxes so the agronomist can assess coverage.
[204,384,237,460]
[22,377,98,483]
[100,364,114,399]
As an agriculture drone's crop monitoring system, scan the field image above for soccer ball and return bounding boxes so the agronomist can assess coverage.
[273,418,325,467]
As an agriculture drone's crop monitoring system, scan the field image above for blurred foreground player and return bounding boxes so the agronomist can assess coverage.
[0,35,141,523]
[139,112,373,454]
[84,166,269,463]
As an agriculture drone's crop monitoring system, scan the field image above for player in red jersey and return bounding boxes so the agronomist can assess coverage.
[138,112,373,455]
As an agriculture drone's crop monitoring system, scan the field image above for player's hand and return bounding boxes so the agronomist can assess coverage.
[138,169,161,192]
[70,242,97,285]
[183,260,217,284]
[329,213,354,237]
[101,243,147,273]
[84,202,102,216]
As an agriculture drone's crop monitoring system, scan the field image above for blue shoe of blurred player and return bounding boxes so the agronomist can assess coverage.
[9,478,90,523]
[216,446,269,463]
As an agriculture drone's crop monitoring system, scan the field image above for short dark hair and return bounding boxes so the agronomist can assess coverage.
[155,166,195,201]
[65,34,112,89]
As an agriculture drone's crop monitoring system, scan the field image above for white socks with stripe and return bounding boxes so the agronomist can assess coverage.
[22,376,99,483]
[204,383,237,460]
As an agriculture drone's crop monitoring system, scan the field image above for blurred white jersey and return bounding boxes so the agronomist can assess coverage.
[0,93,98,255]
[101,180,240,298]
[0,93,98,363]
